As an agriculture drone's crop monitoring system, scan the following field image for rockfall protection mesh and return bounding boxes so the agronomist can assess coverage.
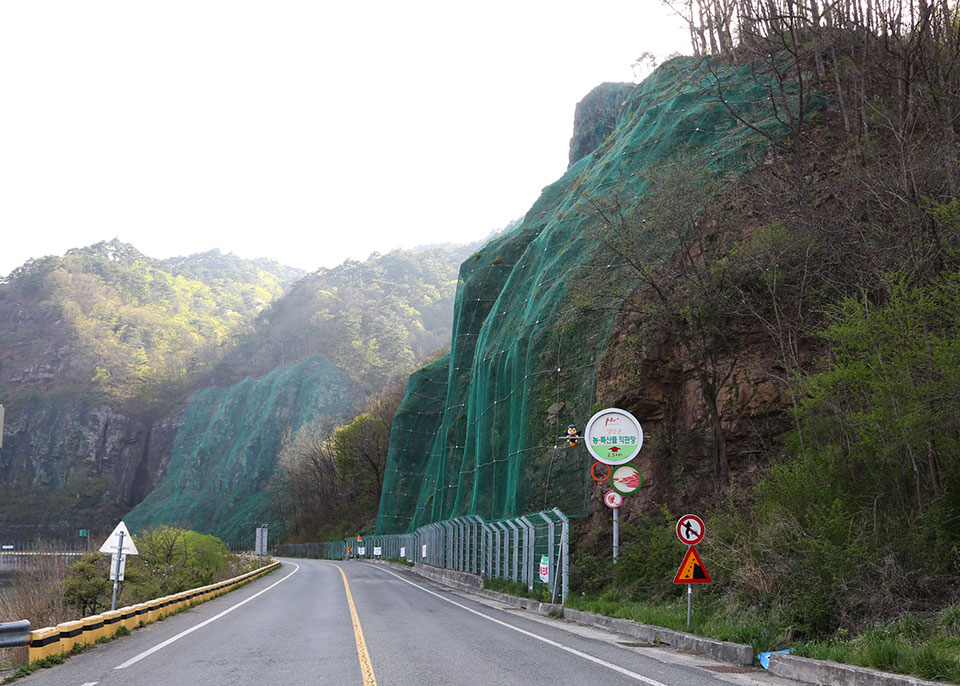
[125,355,354,541]
[377,56,824,534]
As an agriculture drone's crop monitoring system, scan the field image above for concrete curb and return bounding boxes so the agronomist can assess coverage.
[364,560,751,666]
[562,608,754,666]
[768,653,945,686]
[361,560,953,684]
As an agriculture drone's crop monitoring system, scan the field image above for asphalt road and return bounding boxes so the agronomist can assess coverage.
[16,559,803,686]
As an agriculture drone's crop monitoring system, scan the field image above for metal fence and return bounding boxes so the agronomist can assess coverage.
[275,508,570,604]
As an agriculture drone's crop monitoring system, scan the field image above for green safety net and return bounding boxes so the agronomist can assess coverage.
[377,56,824,534]
[125,354,354,542]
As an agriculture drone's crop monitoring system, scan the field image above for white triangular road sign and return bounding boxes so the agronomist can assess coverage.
[99,521,138,555]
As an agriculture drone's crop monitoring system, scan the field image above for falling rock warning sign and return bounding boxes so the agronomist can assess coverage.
[673,545,712,584]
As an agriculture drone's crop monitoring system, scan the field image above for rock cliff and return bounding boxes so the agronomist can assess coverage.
[376,56,818,533]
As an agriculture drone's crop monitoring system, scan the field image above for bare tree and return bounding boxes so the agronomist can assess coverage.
[581,156,742,482]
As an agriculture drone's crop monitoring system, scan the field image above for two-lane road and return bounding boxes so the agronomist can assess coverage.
[18,559,802,685]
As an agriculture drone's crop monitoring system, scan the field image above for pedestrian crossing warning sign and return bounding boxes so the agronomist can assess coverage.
[673,545,712,584]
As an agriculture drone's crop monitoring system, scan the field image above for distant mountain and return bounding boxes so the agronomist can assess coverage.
[0,239,299,418]
[0,237,479,539]
[210,243,482,398]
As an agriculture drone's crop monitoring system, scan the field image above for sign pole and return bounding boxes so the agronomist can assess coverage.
[687,583,692,627]
[110,531,124,611]
[612,508,620,562]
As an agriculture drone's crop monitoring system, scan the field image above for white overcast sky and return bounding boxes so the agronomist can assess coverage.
[0,1,689,277]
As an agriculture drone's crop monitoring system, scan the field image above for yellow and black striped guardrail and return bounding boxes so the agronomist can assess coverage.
[27,561,280,661]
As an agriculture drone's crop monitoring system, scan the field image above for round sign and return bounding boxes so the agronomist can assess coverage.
[585,408,643,465]
[611,465,643,494]
[590,462,611,482]
[603,490,623,509]
[676,514,705,545]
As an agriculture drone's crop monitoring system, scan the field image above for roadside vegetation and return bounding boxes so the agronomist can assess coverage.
[268,374,415,541]
[0,527,246,670]
[563,0,960,679]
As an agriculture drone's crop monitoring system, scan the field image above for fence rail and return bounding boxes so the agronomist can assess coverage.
[0,620,31,648]
[275,509,569,604]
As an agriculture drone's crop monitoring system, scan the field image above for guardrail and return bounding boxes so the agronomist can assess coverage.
[5,561,280,662]
[276,508,570,604]
[0,620,32,648]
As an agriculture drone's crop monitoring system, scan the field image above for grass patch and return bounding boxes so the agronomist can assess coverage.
[564,593,960,681]
[795,607,960,683]
[2,654,66,685]
[565,592,785,656]
[482,577,551,602]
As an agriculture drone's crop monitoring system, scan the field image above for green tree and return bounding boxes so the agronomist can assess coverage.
[122,526,234,603]
[580,155,741,481]
[63,553,112,616]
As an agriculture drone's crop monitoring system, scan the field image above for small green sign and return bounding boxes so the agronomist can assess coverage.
[79,529,88,537]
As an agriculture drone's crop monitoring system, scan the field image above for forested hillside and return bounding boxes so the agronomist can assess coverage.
[372,0,960,671]
[211,244,480,396]
[0,240,301,417]
[0,240,476,539]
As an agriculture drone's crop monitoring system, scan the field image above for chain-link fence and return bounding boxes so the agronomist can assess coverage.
[275,508,569,604]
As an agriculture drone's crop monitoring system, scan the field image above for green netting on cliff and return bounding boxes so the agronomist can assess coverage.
[377,56,825,534]
[125,355,354,541]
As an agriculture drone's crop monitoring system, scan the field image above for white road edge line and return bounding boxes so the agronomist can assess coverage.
[114,562,300,670]
[375,567,669,686]
[80,682,99,685]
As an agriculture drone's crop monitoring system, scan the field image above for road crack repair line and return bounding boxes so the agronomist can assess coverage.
[113,562,300,670]
[323,563,378,686]
[375,567,669,686]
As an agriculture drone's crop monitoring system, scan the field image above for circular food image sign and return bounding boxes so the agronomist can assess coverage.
[611,465,642,494]
[603,490,623,509]
[585,408,643,465]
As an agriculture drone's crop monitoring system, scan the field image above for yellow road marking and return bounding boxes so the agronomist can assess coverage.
[327,563,377,686]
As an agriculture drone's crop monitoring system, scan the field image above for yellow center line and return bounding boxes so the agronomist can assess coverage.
[326,563,377,686]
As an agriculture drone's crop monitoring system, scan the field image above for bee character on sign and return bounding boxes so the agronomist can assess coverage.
[566,424,579,447]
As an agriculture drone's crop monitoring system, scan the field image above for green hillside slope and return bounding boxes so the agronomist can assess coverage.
[124,355,354,541]
[377,56,822,533]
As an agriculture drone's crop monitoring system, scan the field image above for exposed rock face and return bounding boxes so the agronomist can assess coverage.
[568,82,634,167]
[0,397,179,539]
[377,57,806,534]
[594,314,797,527]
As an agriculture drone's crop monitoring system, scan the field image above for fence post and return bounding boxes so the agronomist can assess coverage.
[518,516,535,591]
[539,511,556,598]
[552,508,569,604]
[483,521,493,578]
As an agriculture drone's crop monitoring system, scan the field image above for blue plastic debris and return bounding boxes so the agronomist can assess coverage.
[758,649,791,670]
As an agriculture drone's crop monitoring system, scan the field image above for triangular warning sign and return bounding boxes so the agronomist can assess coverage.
[99,521,139,555]
[673,545,711,584]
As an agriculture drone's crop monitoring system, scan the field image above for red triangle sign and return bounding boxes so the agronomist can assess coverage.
[673,545,712,583]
